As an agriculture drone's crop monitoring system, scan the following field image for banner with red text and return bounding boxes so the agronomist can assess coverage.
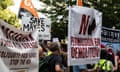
[68,6,102,66]
[0,20,38,72]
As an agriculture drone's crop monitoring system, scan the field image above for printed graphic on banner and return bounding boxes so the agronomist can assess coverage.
[18,0,38,18]
[68,6,102,66]
[0,20,38,72]
[22,16,51,40]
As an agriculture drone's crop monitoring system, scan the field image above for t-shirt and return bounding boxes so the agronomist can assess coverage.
[49,54,62,72]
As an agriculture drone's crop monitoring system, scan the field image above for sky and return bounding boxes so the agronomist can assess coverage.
[9,0,45,16]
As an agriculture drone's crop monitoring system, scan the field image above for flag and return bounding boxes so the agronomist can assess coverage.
[18,0,38,18]
[77,0,83,6]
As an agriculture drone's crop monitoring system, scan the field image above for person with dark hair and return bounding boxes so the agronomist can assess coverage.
[94,49,114,72]
[39,40,52,56]
[48,42,63,72]
[106,45,115,66]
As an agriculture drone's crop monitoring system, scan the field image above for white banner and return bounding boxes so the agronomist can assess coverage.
[68,6,102,66]
[22,16,51,40]
[0,20,39,72]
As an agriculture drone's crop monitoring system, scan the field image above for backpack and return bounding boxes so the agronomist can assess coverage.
[39,55,53,72]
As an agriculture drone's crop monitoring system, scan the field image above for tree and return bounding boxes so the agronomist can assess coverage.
[0,0,21,28]
[83,0,120,29]
[39,0,120,40]
[39,0,76,40]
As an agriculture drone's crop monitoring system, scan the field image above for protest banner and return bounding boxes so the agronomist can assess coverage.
[22,16,51,40]
[68,6,102,66]
[102,27,120,43]
[18,0,51,40]
[101,27,120,53]
[0,20,38,72]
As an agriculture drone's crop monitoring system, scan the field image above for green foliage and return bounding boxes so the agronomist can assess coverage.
[84,0,120,29]
[39,0,120,39]
[0,0,21,28]
[39,0,76,39]
[0,0,14,9]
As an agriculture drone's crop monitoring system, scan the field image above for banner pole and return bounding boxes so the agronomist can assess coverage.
[77,0,83,6]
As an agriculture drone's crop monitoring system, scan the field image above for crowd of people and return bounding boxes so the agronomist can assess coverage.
[38,40,120,72]
[39,40,68,72]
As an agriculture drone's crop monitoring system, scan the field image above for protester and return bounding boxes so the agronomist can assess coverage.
[94,49,114,72]
[60,43,67,67]
[48,42,63,72]
[106,45,115,66]
[87,43,106,72]
[45,40,52,55]
[39,40,52,56]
